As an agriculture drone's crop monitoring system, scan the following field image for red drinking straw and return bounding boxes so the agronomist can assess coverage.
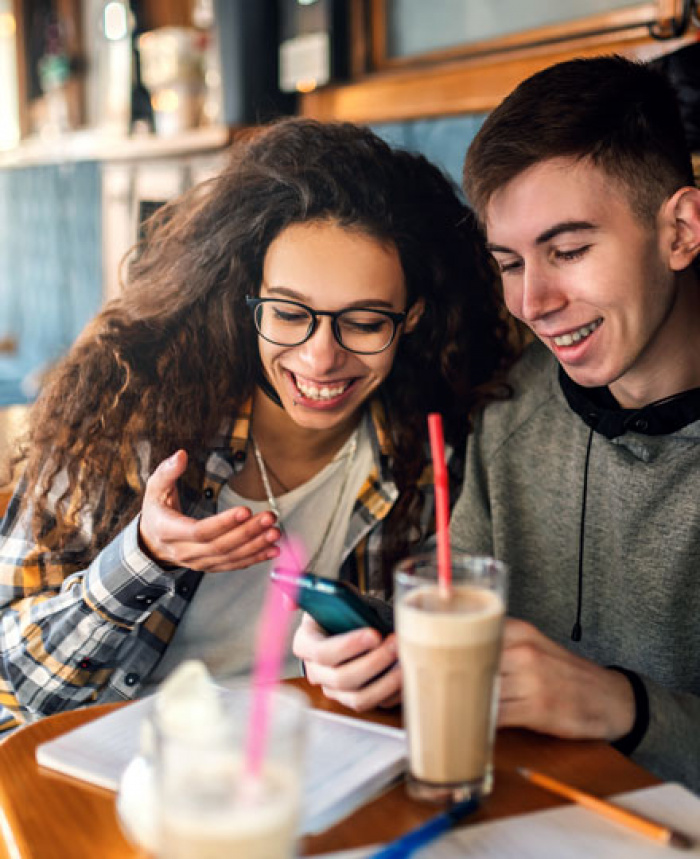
[427,413,452,597]
[245,537,306,780]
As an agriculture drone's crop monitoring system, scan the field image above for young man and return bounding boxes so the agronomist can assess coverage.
[453,54,700,790]
[294,55,700,793]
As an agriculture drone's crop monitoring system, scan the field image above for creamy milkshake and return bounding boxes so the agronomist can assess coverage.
[395,555,507,802]
[159,761,300,859]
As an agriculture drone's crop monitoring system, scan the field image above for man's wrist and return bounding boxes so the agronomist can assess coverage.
[607,665,650,755]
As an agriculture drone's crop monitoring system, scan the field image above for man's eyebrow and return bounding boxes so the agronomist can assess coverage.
[486,221,598,254]
[485,242,515,254]
[536,220,597,244]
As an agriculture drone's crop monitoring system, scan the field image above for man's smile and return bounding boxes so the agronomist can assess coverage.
[551,318,603,347]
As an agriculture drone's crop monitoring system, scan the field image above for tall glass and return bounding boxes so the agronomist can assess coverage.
[395,553,507,803]
[154,684,308,859]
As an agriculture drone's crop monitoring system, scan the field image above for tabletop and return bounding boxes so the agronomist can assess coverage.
[0,678,658,858]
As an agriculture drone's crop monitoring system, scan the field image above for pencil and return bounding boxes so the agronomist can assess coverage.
[517,767,694,850]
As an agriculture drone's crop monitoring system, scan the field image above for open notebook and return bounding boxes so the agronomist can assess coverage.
[36,694,406,835]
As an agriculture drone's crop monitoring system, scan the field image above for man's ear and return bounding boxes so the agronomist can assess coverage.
[404,298,425,333]
[663,187,700,271]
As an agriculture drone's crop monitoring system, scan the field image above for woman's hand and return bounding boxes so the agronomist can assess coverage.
[293,612,402,711]
[138,450,282,572]
[498,618,635,741]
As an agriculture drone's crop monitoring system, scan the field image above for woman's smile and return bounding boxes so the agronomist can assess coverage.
[285,370,358,407]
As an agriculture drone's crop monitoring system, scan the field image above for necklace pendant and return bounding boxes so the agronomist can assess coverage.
[251,426,361,573]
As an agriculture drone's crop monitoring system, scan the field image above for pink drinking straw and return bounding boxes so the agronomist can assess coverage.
[427,413,452,598]
[245,536,306,780]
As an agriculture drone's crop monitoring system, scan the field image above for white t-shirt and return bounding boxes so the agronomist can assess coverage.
[142,415,373,692]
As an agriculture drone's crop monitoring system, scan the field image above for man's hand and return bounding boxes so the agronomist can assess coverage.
[293,613,402,711]
[139,450,282,572]
[498,618,636,741]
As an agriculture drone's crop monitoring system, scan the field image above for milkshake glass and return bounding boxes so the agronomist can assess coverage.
[395,553,507,803]
[154,683,308,859]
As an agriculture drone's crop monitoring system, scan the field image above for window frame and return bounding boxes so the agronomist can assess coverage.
[301,0,695,123]
[369,1,669,70]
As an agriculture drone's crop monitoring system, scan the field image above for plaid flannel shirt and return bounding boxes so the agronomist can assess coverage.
[0,399,462,732]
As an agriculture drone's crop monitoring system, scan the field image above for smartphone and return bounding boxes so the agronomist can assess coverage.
[270,571,393,636]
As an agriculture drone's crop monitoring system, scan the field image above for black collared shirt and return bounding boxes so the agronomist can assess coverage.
[559,367,700,439]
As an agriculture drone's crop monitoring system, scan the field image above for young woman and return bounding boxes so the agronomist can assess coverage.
[0,118,516,731]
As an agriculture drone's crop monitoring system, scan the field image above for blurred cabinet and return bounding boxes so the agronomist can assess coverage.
[12,0,197,138]
[13,0,85,137]
[138,0,192,30]
[101,147,226,300]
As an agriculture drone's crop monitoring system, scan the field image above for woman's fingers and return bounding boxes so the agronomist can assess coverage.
[294,616,401,711]
[312,634,397,690]
[187,543,282,572]
[140,451,281,571]
[187,507,274,543]
[165,515,281,569]
[323,661,402,712]
[294,614,382,668]
[148,504,276,548]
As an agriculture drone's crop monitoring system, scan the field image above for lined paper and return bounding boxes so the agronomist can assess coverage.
[36,692,407,835]
[317,783,700,858]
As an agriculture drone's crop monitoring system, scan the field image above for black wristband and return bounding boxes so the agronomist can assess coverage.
[607,665,650,756]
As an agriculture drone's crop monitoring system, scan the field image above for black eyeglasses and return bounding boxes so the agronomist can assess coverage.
[246,297,407,355]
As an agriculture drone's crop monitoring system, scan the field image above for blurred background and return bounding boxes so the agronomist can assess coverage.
[0,0,697,450]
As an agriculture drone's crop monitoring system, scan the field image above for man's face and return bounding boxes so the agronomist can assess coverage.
[485,157,682,408]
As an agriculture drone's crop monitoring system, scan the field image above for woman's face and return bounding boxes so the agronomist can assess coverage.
[257,220,421,433]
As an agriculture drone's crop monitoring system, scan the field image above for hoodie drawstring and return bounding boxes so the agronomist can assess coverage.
[571,426,594,642]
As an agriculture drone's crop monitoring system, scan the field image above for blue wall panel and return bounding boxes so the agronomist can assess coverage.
[373,113,488,191]
[0,161,102,406]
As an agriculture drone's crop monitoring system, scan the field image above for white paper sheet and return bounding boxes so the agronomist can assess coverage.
[36,693,407,835]
[316,783,700,858]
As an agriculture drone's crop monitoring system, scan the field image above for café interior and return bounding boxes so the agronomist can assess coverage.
[0,2,699,857]
[1,0,699,508]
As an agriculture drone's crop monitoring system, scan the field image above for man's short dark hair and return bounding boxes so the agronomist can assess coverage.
[464,55,695,226]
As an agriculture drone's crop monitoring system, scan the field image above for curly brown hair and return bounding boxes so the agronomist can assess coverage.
[20,117,519,578]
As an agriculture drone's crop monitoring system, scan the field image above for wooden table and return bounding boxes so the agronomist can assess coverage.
[0,679,657,858]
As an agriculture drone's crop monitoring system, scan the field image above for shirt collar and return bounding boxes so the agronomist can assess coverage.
[559,367,700,439]
[220,396,393,463]
[228,399,252,458]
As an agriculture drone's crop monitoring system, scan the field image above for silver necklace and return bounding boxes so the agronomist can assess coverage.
[252,428,359,572]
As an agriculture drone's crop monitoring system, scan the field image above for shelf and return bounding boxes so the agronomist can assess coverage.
[0,125,232,168]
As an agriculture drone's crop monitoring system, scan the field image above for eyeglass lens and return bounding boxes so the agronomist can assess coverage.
[255,300,397,353]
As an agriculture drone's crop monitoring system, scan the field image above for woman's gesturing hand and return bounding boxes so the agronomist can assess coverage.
[138,450,282,572]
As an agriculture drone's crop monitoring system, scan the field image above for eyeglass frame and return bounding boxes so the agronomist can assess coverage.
[245,296,408,355]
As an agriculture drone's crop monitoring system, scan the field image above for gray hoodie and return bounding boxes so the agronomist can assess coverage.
[451,341,700,792]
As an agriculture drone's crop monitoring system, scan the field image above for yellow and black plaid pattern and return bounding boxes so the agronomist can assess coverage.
[0,398,461,732]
